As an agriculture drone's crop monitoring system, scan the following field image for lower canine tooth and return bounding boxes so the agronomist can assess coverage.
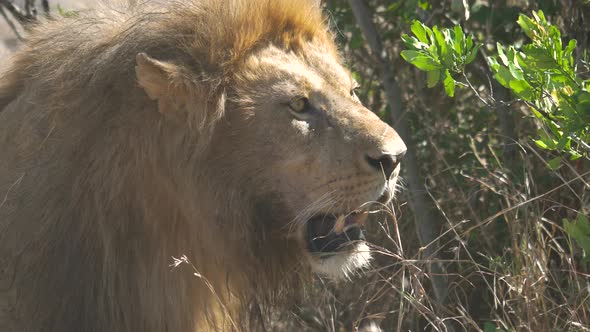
[333,215,346,234]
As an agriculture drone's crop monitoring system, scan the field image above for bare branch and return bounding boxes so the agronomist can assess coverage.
[347,0,452,317]
[24,0,36,19]
[41,0,49,16]
[0,0,34,24]
[0,5,24,41]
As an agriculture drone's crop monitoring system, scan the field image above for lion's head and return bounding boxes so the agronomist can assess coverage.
[134,2,406,279]
[0,0,405,330]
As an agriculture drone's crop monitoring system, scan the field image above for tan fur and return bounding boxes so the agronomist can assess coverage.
[0,1,405,331]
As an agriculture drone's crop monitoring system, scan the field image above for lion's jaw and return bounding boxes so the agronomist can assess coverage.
[210,44,407,278]
[297,165,401,279]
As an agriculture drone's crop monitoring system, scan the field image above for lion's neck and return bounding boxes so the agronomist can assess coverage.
[72,124,283,330]
[13,115,306,331]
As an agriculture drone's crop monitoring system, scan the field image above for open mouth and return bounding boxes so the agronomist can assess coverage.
[306,212,369,254]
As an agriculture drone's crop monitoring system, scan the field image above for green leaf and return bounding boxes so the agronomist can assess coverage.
[548,157,562,170]
[432,27,452,67]
[523,46,560,70]
[508,62,524,81]
[574,90,590,116]
[509,79,534,100]
[536,10,547,24]
[443,69,455,97]
[466,34,473,51]
[418,0,430,11]
[565,39,577,67]
[487,56,500,71]
[411,20,429,43]
[497,43,509,66]
[465,43,481,64]
[401,35,430,51]
[570,150,583,160]
[493,65,515,88]
[564,214,590,260]
[517,14,536,39]
[453,25,464,55]
[556,135,571,150]
[426,70,440,88]
[401,50,442,71]
[483,321,506,332]
[535,132,558,150]
[534,139,549,149]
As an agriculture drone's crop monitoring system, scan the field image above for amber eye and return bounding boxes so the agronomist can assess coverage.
[288,97,309,113]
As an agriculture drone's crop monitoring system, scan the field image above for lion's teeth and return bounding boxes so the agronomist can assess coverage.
[333,214,346,234]
[333,212,370,234]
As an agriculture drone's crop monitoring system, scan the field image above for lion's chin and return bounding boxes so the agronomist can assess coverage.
[309,242,372,279]
[303,182,397,278]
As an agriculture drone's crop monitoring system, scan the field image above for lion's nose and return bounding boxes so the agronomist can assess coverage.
[365,149,406,179]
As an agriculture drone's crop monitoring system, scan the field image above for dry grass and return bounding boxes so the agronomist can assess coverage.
[281,141,589,332]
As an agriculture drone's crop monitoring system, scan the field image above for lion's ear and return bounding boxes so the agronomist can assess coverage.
[135,52,190,120]
[136,53,177,100]
[135,52,225,134]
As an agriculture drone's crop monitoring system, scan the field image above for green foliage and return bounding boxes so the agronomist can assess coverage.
[56,4,79,18]
[483,321,508,332]
[324,1,590,331]
[383,0,430,24]
[401,20,481,97]
[401,11,590,159]
[564,213,590,262]
[488,11,589,159]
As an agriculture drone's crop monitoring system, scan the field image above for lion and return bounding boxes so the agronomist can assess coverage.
[0,0,406,331]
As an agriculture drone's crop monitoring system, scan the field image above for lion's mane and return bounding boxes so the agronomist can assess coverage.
[0,1,336,331]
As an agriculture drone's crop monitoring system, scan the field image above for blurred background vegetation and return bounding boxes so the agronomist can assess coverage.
[292,1,590,331]
[1,0,589,331]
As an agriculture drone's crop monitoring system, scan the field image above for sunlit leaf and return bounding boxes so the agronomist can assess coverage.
[547,157,562,170]
[426,70,440,88]
[497,43,509,66]
[453,25,464,55]
[508,79,534,100]
[465,43,481,64]
[400,50,442,70]
[411,20,429,44]
[443,69,455,97]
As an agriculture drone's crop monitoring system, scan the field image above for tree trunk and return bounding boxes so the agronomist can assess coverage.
[347,0,450,310]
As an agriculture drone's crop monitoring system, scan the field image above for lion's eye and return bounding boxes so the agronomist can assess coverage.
[288,97,309,113]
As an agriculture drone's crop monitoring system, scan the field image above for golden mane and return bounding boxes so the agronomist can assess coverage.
[177,0,333,68]
[0,1,335,331]
[0,0,334,126]
[0,1,403,331]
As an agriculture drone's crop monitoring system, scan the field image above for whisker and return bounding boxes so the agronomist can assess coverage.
[284,190,338,234]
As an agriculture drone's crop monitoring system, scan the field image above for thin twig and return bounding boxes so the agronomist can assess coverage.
[0,5,23,41]
[41,0,49,16]
[0,0,32,24]
[24,0,36,19]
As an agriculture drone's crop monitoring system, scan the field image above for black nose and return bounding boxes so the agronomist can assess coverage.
[365,150,406,178]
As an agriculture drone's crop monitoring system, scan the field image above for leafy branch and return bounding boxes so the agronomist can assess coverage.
[401,11,590,160]
[401,20,481,97]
